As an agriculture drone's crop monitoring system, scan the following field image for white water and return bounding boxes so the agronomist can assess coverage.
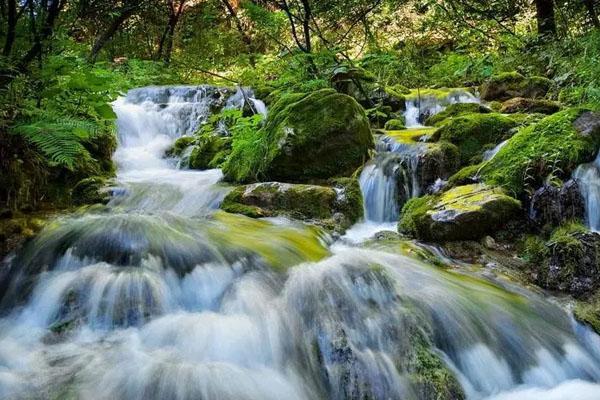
[574,152,600,231]
[403,89,479,128]
[483,140,509,162]
[1,86,599,400]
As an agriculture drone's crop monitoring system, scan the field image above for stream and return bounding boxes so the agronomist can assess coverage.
[1,86,600,400]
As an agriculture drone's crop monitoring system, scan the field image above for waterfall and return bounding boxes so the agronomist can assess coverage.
[404,90,480,128]
[574,152,600,231]
[1,86,600,400]
[483,140,509,162]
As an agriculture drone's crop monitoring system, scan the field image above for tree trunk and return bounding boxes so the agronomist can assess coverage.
[89,2,141,64]
[156,0,185,64]
[534,0,556,36]
[221,0,255,64]
[2,0,16,56]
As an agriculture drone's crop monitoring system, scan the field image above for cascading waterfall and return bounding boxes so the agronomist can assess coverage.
[1,86,600,400]
[574,152,600,231]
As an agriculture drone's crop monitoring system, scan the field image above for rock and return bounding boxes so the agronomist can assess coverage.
[166,136,195,157]
[478,108,600,196]
[418,141,461,191]
[500,97,561,115]
[574,111,600,136]
[425,103,491,126]
[399,184,521,241]
[368,87,406,112]
[223,89,373,183]
[189,134,232,170]
[535,224,600,298]
[72,177,111,205]
[220,178,363,232]
[384,118,406,130]
[431,113,517,166]
[529,180,584,227]
[480,72,552,101]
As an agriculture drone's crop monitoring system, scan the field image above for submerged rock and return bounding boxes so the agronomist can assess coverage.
[223,89,373,183]
[221,179,363,232]
[500,97,561,115]
[480,72,552,101]
[399,184,521,241]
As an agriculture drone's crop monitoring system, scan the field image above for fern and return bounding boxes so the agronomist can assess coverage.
[12,118,103,170]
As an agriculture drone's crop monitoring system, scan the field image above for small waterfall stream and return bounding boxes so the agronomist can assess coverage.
[403,90,480,127]
[574,152,600,231]
[1,86,600,400]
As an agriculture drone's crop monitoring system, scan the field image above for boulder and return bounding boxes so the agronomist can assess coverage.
[223,89,373,183]
[166,136,195,157]
[189,134,232,170]
[220,178,363,231]
[399,184,521,241]
[500,97,561,115]
[431,113,517,165]
[425,103,491,126]
[533,224,600,298]
[528,180,584,227]
[384,118,406,130]
[478,108,600,196]
[480,72,552,101]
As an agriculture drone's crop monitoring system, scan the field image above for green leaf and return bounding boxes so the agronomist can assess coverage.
[94,103,117,120]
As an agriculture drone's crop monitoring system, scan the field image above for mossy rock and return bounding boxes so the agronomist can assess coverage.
[221,179,363,232]
[478,109,600,197]
[480,72,553,101]
[447,164,483,188]
[189,134,232,170]
[223,89,373,183]
[575,290,600,334]
[167,136,196,157]
[384,118,406,130]
[530,223,600,297]
[500,97,561,115]
[425,103,491,126]
[399,184,521,242]
[72,177,111,206]
[431,113,518,166]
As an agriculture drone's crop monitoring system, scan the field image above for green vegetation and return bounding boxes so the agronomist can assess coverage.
[425,103,491,126]
[478,109,600,196]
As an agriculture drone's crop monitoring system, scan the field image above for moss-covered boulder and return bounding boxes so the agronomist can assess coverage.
[399,184,521,241]
[478,109,600,197]
[575,291,600,334]
[223,89,373,183]
[528,223,600,297]
[189,134,232,170]
[425,103,491,126]
[166,136,196,157]
[500,97,561,115]
[384,118,406,130]
[221,178,363,231]
[480,72,553,101]
[431,113,518,165]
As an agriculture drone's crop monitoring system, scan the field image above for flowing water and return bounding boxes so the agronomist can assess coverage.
[574,152,600,231]
[403,90,480,128]
[1,86,600,400]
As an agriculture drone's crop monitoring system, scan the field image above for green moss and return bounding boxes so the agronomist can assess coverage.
[522,235,549,265]
[385,84,411,98]
[167,136,196,157]
[399,184,521,241]
[189,134,231,170]
[432,113,517,165]
[447,164,483,187]
[406,88,469,101]
[223,89,373,183]
[479,108,600,196]
[425,103,491,126]
[386,127,437,143]
[330,177,364,228]
[500,98,561,115]
[384,118,406,130]
[575,291,600,334]
[71,176,110,205]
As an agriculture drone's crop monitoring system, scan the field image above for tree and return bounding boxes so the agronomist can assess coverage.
[156,0,187,64]
[534,0,556,36]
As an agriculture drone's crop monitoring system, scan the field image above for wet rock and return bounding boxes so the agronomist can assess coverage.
[425,102,491,126]
[500,97,561,115]
[529,180,584,227]
[536,226,600,298]
[399,184,521,241]
[480,72,552,101]
[574,111,600,137]
[221,179,363,232]
[72,176,112,205]
[384,118,406,130]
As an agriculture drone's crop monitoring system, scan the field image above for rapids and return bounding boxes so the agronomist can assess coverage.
[1,86,600,400]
